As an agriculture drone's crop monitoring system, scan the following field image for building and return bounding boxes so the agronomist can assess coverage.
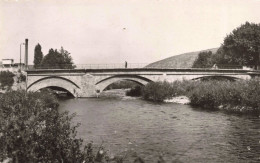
[1,59,14,67]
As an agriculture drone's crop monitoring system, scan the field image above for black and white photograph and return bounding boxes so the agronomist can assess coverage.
[0,0,260,162]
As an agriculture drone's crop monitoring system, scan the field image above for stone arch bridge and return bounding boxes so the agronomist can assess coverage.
[26,68,259,97]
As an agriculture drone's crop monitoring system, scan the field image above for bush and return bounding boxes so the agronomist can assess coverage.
[188,79,260,114]
[170,80,198,96]
[0,71,15,89]
[18,73,26,82]
[0,90,111,162]
[126,85,142,97]
[188,81,223,109]
[142,79,260,115]
[141,80,197,102]
[105,80,138,90]
[142,81,172,102]
[239,78,260,109]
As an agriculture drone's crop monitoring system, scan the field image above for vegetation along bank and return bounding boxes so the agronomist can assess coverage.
[140,79,260,116]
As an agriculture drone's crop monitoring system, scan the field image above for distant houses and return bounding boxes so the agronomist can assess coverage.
[0,59,25,71]
[2,59,14,67]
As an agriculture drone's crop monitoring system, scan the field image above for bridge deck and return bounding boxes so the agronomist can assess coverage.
[26,68,259,74]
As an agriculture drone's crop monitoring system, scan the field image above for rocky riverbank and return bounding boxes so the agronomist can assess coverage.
[164,96,190,104]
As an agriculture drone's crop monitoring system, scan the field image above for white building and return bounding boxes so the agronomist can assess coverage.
[2,59,14,67]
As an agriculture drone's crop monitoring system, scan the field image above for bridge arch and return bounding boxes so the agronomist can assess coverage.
[191,75,241,81]
[27,76,79,97]
[95,75,152,92]
[185,73,251,81]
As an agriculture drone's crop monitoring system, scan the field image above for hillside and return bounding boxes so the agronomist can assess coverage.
[146,48,219,68]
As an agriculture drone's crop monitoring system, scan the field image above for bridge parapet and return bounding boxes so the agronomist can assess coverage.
[27,63,256,70]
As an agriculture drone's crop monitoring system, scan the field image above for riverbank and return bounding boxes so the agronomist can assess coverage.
[141,79,260,116]
[101,89,190,104]
[164,96,190,104]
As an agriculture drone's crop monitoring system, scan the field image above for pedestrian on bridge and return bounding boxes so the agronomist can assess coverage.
[125,61,128,68]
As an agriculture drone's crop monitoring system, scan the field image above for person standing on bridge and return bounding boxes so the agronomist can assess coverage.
[125,61,128,68]
[212,64,218,69]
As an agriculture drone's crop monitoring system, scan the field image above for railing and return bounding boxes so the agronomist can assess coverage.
[76,63,149,69]
[27,63,149,70]
[23,64,257,70]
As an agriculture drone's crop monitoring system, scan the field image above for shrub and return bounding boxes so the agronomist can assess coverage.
[126,85,142,97]
[142,81,172,102]
[188,79,260,114]
[105,80,138,90]
[0,71,15,89]
[18,73,26,83]
[188,81,223,109]
[239,78,260,109]
[0,90,111,162]
[141,80,198,102]
[170,80,198,96]
[142,79,260,115]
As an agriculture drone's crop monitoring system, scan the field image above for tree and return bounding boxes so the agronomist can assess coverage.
[0,71,15,89]
[192,51,213,68]
[216,22,260,68]
[33,43,43,68]
[41,47,75,69]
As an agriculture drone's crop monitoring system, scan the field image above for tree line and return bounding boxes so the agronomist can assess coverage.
[192,22,260,69]
[34,45,75,69]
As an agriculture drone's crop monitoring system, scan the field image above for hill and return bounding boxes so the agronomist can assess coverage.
[145,48,219,68]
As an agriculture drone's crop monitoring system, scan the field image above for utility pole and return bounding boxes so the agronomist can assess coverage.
[20,43,25,70]
[258,47,260,70]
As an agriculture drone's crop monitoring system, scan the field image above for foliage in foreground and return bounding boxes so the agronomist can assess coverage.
[0,90,121,163]
[0,71,15,89]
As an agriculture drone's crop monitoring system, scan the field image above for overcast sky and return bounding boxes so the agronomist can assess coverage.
[0,0,260,65]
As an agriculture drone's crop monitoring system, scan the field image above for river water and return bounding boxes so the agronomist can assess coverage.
[59,90,260,163]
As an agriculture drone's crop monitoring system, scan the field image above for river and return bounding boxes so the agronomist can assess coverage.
[58,90,260,163]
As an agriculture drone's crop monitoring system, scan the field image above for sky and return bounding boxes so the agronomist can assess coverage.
[0,0,260,65]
